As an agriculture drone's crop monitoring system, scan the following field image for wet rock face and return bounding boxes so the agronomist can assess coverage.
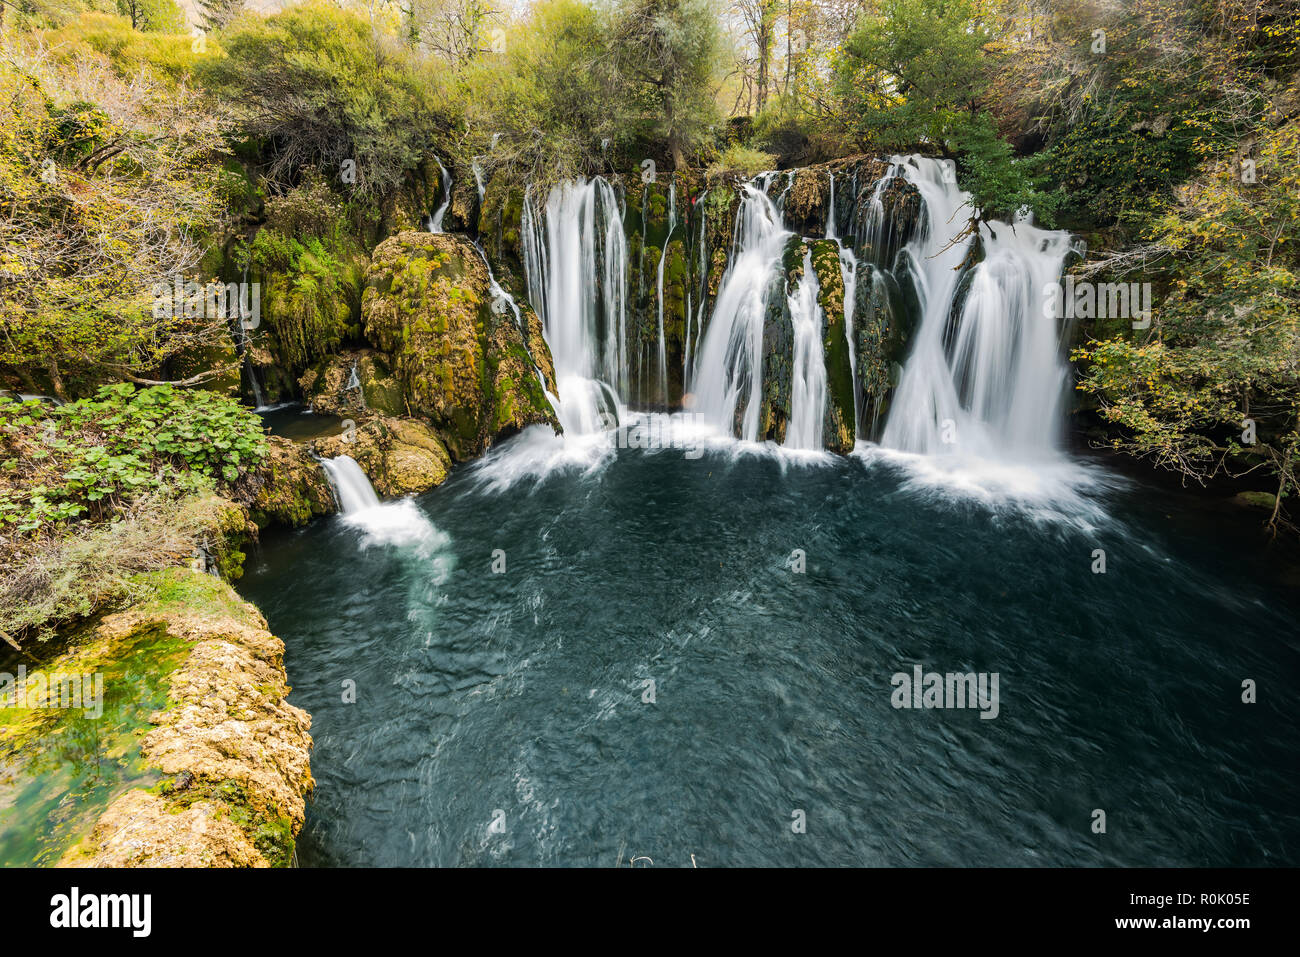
[247,436,336,530]
[58,569,313,868]
[300,349,406,419]
[362,231,559,461]
[809,239,856,455]
[314,416,451,498]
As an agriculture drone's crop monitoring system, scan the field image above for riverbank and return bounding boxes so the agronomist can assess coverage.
[0,565,312,867]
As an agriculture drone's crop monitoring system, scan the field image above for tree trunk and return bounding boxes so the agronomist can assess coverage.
[48,359,67,402]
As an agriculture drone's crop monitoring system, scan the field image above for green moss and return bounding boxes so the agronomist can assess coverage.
[810,239,855,453]
[0,618,193,866]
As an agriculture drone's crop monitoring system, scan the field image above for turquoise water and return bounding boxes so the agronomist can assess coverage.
[238,426,1300,866]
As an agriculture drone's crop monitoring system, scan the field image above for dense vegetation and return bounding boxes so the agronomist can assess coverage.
[0,0,1296,601]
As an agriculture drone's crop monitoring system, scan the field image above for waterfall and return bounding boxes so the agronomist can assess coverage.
[785,248,827,451]
[243,354,267,411]
[320,456,381,514]
[320,454,446,552]
[853,159,908,269]
[880,156,1075,460]
[684,188,709,394]
[521,178,628,434]
[472,161,486,206]
[690,175,791,442]
[427,156,453,233]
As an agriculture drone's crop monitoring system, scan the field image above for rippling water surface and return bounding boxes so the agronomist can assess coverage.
[238,423,1300,866]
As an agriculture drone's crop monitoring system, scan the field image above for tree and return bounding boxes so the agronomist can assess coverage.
[196,0,246,32]
[116,0,187,33]
[833,0,1052,217]
[735,0,781,112]
[608,0,725,169]
[0,36,229,395]
[200,1,440,198]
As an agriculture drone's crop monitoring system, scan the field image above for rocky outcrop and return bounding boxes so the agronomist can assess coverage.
[314,416,451,497]
[38,568,314,868]
[809,239,856,454]
[247,436,336,529]
[299,349,407,419]
[363,231,559,460]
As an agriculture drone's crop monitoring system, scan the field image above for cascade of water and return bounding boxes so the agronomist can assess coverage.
[521,178,629,434]
[684,189,709,394]
[852,160,908,268]
[880,155,1075,460]
[472,161,486,206]
[243,354,267,410]
[471,240,557,412]
[320,455,381,514]
[427,156,453,233]
[320,454,445,551]
[690,174,791,442]
[785,248,828,451]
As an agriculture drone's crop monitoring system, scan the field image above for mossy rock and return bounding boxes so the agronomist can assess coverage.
[2,568,313,868]
[247,437,336,529]
[314,416,452,498]
[1234,490,1278,511]
[756,237,803,442]
[301,349,405,419]
[362,231,559,460]
[809,239,856,454]
[785,167,833,237]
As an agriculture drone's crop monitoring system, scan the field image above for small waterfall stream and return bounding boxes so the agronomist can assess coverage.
[654,180,676,405]
[320,455,381,513]
[784,247,827,451]
[427,156,453,233]
[320,454,444,552]
[690,175,791,442]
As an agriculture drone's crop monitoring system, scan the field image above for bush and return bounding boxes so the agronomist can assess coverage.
[0,385,267,537]
[706,143,776,180]
[0,492,248,646]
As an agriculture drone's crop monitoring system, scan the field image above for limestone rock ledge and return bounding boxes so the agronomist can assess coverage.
[58,569,313,868]
[314,416,451,498]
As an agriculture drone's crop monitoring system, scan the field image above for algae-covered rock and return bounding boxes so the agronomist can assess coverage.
[755,236,804,443]
[0,568,314,868]
[784,167,832,237]
[182,494,258,581]
[809,239,856,454]
[854,266,918,439]
[1234,490,1278,511]
[314,416,451,498]
[299,349,406,419]
[363,231,559,460]
[477,174,528,279]
[247,436,336,529]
